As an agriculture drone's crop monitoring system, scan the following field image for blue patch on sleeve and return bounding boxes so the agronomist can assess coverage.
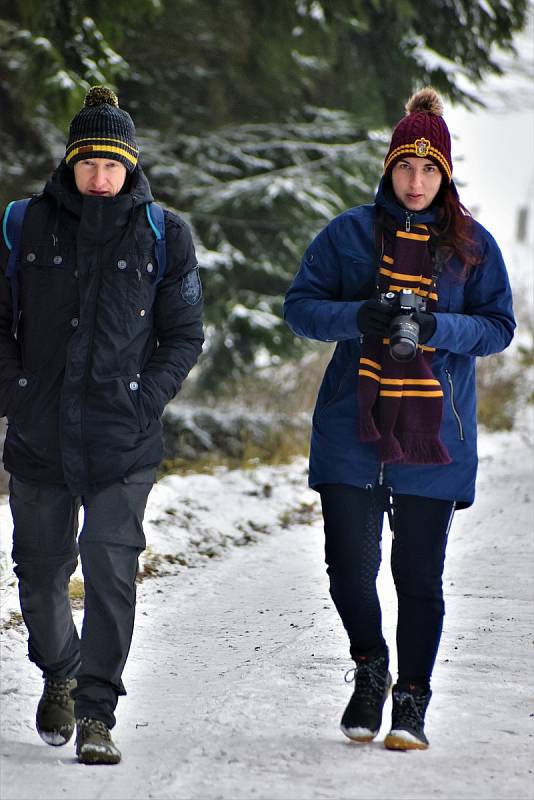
[181,266,202,305]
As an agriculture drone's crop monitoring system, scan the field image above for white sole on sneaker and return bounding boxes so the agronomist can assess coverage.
[384,729,429,750]
[340,724,377,743]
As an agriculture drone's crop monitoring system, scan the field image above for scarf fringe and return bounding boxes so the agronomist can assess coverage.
[378,432,405,464]
[359,416,380,443]
[398,433,452,465]
[378,433,452,465]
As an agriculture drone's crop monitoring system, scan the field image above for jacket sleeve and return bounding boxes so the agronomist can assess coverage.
[283,219,369,342]
[427,226,516,356]
[0,220,23,418]
[140,213,204,420]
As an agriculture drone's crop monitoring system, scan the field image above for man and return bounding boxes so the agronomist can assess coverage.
[0,86,204,764]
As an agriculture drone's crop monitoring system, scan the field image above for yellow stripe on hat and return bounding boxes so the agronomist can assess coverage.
[384,144,452,181]
[66,145,138,166]
[66,136,139,156]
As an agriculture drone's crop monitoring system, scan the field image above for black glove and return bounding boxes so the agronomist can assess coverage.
[356,298,393,335]
[413,311,437,344]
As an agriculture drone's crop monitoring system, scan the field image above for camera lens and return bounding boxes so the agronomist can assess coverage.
[389,315,420,362]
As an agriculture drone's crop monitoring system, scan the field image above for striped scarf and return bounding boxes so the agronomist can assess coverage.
[358,220,451,465]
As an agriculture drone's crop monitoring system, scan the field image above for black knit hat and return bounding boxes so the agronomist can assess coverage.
[65,86,139,172]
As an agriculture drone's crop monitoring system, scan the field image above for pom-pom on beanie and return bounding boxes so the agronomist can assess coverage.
[65,86,139,172]
[384,87,452,182]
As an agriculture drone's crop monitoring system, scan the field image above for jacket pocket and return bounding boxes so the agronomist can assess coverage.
[5,373,36,423]
[314,359,353,423]
[20,244,75,305]
[436,273,466,312]
[122,376,146,432]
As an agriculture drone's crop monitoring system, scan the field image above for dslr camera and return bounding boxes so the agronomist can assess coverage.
[379,289,426,362]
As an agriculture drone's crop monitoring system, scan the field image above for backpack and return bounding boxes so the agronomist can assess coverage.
[2,198,167,334]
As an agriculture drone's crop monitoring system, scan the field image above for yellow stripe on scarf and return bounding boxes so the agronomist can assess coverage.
[380,390,444,398]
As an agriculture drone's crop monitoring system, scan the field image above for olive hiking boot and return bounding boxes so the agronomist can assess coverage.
[384,683,432,750]
[76,718,121,765]
[340,650,392,742]
[36,676,77,746]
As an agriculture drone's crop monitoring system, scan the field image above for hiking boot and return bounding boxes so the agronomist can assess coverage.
[36,676,77,746]
[340,651,392,742]
[76,718,121,765]
[384,683,432,751]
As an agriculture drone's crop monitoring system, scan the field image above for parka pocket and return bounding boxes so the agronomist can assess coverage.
[106,252,158,325]
[314,360,353,424]
[5,373,36,424]
[20,244,76,305]
[121,376,147,432]
[436,273,466,313]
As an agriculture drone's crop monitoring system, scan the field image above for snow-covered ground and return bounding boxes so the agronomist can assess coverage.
[0,429,533,800]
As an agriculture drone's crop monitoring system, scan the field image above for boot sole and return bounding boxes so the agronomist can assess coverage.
[340,725,378,743]
[384,732,429,751]
[37,728,73,746]
[77,745,121,765]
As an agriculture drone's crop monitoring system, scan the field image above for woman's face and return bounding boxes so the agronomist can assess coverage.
[391,157,442,212]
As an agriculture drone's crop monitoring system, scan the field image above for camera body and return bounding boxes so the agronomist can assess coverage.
[379,289,426,362]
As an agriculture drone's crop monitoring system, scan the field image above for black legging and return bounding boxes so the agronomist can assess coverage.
[319,484,455,687]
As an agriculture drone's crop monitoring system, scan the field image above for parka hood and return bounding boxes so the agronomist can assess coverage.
[374,175,439,226]
[44,161,154,218]
[43,161,154,244]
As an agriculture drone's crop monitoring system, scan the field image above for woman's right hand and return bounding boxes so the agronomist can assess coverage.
[356,298,393,335]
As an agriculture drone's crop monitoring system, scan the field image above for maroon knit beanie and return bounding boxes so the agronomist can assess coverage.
[384,87,452,182]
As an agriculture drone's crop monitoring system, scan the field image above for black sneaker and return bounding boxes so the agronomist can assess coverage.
[76,717,121,765]
[340,652,392,742]
[36,676,77,746]
[384,684,432,751]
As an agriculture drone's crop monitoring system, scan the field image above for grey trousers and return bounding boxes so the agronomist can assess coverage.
[9,468,155,728]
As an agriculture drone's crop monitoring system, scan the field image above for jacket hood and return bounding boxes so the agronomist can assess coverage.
[374,175,439,226]
[43,161,154,243]
[44,161,154,218]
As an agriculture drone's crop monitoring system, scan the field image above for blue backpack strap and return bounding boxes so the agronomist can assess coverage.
[3,199,31,277]
[145,202,166,284]
[2,198,31,334]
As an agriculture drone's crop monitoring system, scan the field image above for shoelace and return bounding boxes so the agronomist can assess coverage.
[392,691,425,728]
[78,718,111,741]
[43,678,74,707]
[344,657,388,702]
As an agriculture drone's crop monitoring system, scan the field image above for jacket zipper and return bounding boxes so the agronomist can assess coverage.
[378,461,385,485]
[445,368,464,440]
[80,244,104,484]
[405,212,413,232]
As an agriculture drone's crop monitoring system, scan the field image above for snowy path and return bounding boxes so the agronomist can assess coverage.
[1,432,533,800]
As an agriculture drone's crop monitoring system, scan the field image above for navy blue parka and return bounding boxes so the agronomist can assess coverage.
[283,181,515,508]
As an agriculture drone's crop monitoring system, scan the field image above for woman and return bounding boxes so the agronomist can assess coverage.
[283,88,515,750]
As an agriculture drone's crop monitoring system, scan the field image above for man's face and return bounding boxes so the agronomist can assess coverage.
[73,158,128,197]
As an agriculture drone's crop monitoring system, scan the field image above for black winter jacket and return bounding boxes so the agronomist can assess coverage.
[0,163,204,494]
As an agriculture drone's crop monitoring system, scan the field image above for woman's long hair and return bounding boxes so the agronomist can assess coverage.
[433,182,481,275]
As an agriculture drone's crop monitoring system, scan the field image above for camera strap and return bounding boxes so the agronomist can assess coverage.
[428,230,445,294]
